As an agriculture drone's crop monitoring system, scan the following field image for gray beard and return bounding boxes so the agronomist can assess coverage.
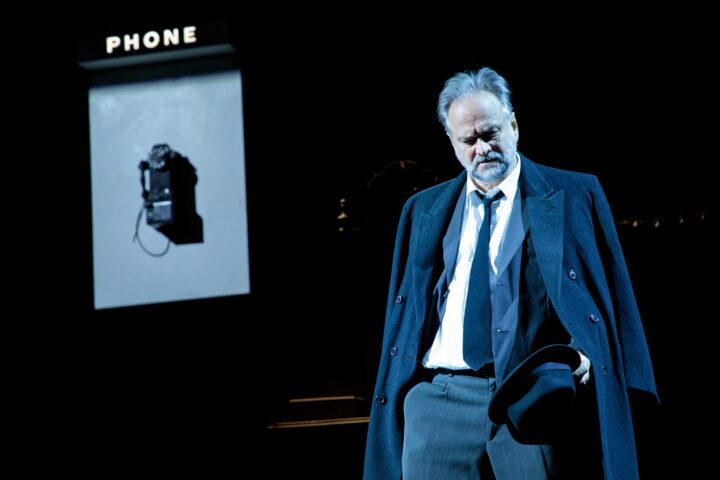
[469,150,515,184]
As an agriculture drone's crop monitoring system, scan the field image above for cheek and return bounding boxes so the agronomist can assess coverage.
[507,132,519,148]
[453,143,472,160]
[497,137,514,153]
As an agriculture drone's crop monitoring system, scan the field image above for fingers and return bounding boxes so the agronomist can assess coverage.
[573,351,592,385]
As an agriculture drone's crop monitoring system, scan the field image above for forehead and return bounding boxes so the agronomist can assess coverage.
[447,92,506,131]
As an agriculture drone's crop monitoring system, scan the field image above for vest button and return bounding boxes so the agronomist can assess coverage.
[589,314,600,323]
[390,347,398,356]
[568,269,577,280]
[376,394,387,405]
[395,295,404,304]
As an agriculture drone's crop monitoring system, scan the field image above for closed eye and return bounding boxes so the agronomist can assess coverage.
[461,128,499,145]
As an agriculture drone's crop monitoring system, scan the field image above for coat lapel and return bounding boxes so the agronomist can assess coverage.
[412,173,466,331]
[521,158,564,307]
[441,191,467,279]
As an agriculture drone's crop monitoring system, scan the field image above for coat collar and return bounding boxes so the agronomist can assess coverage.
[415,172,466,266]
[520,156,564,306]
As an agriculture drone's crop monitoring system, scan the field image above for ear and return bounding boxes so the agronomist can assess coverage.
[446,130,462,158]
[446,130,456,147]
[510,112,519,141]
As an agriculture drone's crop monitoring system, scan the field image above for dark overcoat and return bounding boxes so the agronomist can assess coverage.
[364,156,658,479]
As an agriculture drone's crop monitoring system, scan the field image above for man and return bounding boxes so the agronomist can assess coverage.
[364,67,657,479]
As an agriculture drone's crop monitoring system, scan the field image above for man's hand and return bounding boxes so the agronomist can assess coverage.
[573,351,591,385]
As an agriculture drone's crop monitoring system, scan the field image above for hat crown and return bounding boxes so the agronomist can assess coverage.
[488,344,581,444]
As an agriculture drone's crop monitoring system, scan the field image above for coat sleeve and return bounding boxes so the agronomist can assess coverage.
[591,176,659,402]
[363,199,414,480]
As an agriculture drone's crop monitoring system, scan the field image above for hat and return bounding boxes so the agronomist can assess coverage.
[488,344,581,444]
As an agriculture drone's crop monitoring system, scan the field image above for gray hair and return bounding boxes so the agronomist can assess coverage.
[437,67,513,132]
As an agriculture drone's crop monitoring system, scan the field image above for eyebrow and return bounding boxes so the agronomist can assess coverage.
[479,122,503,133]
[459,123,503,142]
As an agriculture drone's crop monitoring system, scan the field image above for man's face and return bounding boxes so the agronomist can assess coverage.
[447,92,519,190]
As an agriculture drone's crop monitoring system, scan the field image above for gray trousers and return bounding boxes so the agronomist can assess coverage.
[402,372,554,480]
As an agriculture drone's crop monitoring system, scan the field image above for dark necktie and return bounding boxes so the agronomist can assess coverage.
[463,190,503,371]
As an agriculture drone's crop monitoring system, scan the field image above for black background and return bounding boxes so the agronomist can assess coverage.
[10,6,716,477]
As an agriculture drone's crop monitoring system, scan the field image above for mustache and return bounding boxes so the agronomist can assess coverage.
[475,151,504,163]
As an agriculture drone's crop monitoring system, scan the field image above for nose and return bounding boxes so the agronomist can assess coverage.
[475,139,492,156]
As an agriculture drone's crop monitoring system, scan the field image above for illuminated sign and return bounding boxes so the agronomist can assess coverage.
[106,26,197,54]
[77,22,232,70]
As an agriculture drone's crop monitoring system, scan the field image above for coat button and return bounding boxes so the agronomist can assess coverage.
[376,394,387,405]
[443,290,449,298]
[568,269,577,280]
[390,347,398,356]
[589,314,600,323]
[395,295,404,304]
[602,366,607,376]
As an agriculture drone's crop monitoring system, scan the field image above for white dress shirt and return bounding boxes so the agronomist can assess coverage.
[424,157,522,369]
